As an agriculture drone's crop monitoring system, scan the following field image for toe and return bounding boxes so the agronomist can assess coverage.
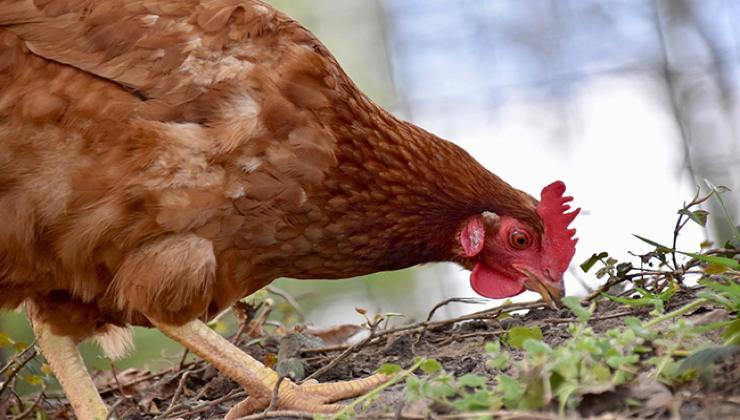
[224,396,269,420]
[299,373,389,401]
[279,389,343,412]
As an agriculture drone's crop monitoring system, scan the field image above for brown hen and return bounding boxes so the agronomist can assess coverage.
[0,1,579,418]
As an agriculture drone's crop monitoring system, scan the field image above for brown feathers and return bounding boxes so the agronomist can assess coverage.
[0,0,540,341]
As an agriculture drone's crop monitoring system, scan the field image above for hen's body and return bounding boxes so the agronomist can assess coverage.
[0,1,559,417]
[1,0,533,341]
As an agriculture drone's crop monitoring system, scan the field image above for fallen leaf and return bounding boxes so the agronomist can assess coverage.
[628,373,674,411]
[302,324,363,346]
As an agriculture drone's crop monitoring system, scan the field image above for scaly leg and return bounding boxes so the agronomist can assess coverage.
[28,311,108,420]
[153,319,388,418]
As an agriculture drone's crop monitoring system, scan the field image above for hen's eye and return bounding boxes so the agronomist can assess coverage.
[509,230,531,250]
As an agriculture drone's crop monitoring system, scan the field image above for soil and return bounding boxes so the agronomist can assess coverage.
[30,287,740,419]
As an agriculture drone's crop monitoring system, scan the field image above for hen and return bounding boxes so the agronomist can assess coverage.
[0,0,579,418]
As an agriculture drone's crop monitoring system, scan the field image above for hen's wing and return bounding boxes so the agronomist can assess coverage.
[3,0,329,108]
[3,3,386,417]
[1,0,343,291]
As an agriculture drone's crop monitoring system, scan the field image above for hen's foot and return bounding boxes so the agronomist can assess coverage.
[153,319,388,418]
[225,374,388,419]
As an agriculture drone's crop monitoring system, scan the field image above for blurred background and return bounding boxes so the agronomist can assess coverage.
[2,0,739,374]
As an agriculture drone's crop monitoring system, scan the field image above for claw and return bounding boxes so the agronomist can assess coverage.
[299,374,389,399]
[224,375,389,419]
[154,319,390,419]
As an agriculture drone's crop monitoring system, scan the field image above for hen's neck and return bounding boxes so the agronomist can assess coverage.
[315,100,539,276]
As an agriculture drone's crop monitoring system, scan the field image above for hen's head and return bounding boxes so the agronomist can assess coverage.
[459,181,580,307]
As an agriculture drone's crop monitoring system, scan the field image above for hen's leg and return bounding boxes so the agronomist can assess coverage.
[153,319,387,418]
[28,311,108,420]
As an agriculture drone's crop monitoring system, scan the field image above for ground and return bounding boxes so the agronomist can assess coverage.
[20,283,734,420]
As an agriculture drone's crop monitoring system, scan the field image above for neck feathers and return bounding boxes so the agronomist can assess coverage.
[322,103,539,271]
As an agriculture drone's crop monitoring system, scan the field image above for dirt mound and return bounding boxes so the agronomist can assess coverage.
[27,285,733,419]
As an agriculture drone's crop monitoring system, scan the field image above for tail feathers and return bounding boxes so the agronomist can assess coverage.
[95,325,134,360]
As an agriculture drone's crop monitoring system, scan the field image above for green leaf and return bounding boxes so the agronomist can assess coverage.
[523,338,552,356]
[487,352,509,370]
[430,382,456,399]
[0,332,12,348]
[700,281,740,311]
[555,382,579,414]
[377,363,402,375]
[497,375,523,408]
[605,283,676,314]
[420,358,443,375]
[679,252,740,270]
[704,263,729,274]
[452,389,497,411]
[722,318,740,345]
[41,363,53,377]
[606,354,639,369]
[484,340,501,354]
[624,317,654,338]
[458,373,487,388]
[562,296,592,322]
[591,364,612,382]
[580,252,608,273]
[678,345,739,383]
[678,208,709,226]
[506,326,544,349]
[12,341,28,353]
[485,340,509,369]
[616,262,633,276]
[242,288,269,305]
[632,234,672,252]
[705,180,740,242]
[24,374,44,386]
[519,379,547,410]
[405,375,421,399]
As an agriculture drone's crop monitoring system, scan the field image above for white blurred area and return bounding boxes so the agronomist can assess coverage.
[269,0,740,325]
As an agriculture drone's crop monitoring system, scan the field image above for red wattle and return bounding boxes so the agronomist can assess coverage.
[470,263,525,299]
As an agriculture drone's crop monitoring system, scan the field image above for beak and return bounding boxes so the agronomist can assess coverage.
[521,270,564,309]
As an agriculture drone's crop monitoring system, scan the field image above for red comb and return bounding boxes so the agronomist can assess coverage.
[536,181,580,275]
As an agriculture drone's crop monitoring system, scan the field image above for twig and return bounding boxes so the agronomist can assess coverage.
[301,326,378,383]
[266,285,305,321]
[671,214,689,274]
[109,363,134,400]
[301,300,550,355]
[236,410,315,419]
[161,370,191,417]
[584,272,650,302]
[0,341,36,377]
[105,398,127,420]
[235,410,566,420]
[177,348,190,370]
[644,298,709,328]
[233,300,274,345]
[97,369,166,395]
[11,384,46,420]
[328,357,425,420]
[415,297,488,351]
[425,297,487,322]
[0,348,37,397]
[366,411,567,419]
[9,389,25,414]
[166,389,246,418]
[542,310,637,324]
[430,330,506,347]
[266,376,285,412]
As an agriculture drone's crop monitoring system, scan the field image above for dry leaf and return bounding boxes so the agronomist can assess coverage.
[302,324,363,346]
